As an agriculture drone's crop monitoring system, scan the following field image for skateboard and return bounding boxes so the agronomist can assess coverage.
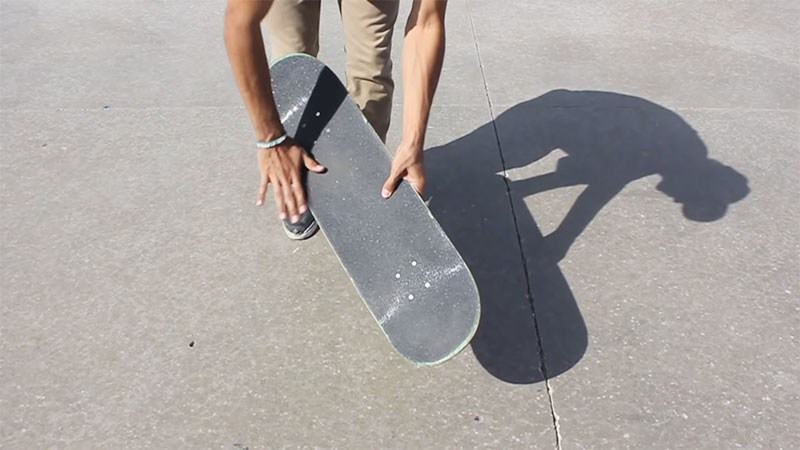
[269,54,480,365]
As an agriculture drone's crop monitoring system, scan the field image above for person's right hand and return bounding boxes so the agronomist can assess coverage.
[255,137,326,222]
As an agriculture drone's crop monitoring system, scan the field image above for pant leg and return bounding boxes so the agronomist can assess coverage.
[339,0,399,142]
[265,0,321,59]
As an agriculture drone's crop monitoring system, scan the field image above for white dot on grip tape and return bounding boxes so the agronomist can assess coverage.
[425,282,431,288]
[395,273,400,279]
[411,261,417,267]
[408,294,414,300]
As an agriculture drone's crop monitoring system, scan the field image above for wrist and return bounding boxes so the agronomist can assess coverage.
[399,134,425,152]
[395,142,424,163]
[254,117,286,142]
[256,128,285,142]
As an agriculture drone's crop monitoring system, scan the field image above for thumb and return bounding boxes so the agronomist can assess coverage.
[382,168,403,199]
[303,152,326,173]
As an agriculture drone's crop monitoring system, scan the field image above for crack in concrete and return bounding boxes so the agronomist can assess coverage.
[464,1,562,448]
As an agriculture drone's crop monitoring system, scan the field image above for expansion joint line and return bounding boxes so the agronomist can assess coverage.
[464,1,561,448]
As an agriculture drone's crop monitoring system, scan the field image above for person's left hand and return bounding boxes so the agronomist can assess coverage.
[382,143,426,198]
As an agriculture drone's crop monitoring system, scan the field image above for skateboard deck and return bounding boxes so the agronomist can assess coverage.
[269,54,479,365]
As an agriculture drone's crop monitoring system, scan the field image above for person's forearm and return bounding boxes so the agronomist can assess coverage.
[400,1,446,149]
[224,1,283,141]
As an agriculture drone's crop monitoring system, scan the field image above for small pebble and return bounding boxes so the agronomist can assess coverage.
[395,273,400,279]
[189,341,195,348]
[408,294,414,300]
[425,282,431,288]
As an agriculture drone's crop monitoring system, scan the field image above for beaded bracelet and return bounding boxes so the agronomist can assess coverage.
[256,133,288,149]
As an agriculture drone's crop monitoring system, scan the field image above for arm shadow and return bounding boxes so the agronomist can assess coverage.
[425,89,749,384]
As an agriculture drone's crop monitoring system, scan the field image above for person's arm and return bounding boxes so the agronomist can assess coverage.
[224,0,324,222]
[382,0,447,199]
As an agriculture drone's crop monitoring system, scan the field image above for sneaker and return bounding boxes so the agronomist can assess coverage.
[282,209,319,240]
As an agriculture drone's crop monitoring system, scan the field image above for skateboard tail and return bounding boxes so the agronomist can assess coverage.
[314,220,481,366]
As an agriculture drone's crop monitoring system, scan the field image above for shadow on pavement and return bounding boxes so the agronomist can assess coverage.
[425,90,750,384]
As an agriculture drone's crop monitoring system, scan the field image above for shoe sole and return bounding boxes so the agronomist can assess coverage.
[283,220,319,241]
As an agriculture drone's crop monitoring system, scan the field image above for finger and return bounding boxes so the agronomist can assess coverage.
[403,165,426,196]
[271,178,287,221]
[404,174,426,196]
[257,174,268,206]
[290,175,308,214]
[303,152,326,173]
[280,179,299,222]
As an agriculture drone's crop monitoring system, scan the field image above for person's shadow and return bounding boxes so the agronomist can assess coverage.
[424,90,750,384]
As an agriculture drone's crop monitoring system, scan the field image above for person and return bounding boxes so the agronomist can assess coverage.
[224,0,447,239]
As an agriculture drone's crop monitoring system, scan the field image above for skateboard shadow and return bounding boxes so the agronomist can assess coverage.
[424,90,749,384]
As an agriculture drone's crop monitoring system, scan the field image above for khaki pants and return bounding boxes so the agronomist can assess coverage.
[266,0,399,142]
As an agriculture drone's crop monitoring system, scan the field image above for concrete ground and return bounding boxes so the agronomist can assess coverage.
[1,0,798,448]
